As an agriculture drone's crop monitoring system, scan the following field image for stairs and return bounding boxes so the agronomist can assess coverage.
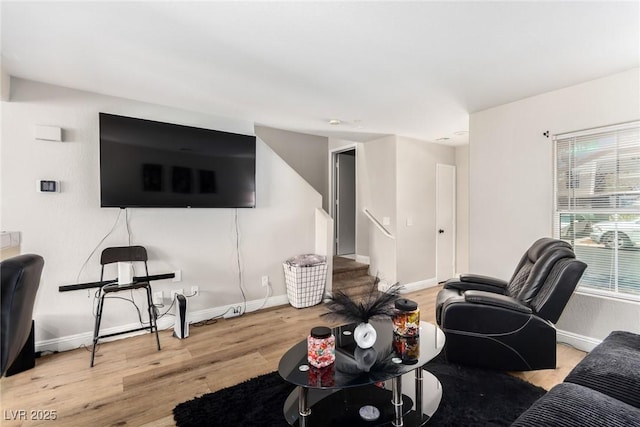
[332,256,376,299]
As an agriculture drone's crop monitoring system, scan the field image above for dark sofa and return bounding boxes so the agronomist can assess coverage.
[512,331,640,426]
[1,254,44,376]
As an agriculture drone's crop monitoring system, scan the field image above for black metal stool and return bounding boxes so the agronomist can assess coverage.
[90,246,160,367]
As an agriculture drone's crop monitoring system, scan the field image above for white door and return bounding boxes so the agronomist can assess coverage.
[436,164,456,282]
[335,151,356,255]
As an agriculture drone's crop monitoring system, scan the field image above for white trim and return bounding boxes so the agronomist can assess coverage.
[328,143,358,220]
[329,144,359,255]
[556,328,602,352]
[555,120,640,140]
[0,231,21,249]
[35,294,289,353]
[435,163,457,282]
[377,277,438,293]
[315,208,335,293]
[356,255,370,265]
[400,277,439,293]
[575,288,640,305]
[362,207,395,239]
[552,120,640,302]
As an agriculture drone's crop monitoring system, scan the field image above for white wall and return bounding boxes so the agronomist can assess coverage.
[360,135,397,283]
[396,136,455,285]
[353,142,369,261]
[455,145,469,274]
[314,208,334,292]
[1,78,322,350]
[0,66,10,102]
[328,138,370,261]
[352,135,455,288]
[255,125,329,211]
[469,68,640,346]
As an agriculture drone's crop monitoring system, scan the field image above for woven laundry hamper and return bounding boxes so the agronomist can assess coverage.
[283,254,327,308]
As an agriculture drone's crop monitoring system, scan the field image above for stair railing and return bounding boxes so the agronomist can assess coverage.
[362,207,395,239]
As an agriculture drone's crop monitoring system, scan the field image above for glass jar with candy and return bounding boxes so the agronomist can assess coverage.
[392,298,420,337]
[307,326,335,368]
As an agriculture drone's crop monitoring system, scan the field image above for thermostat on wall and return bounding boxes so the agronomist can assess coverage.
[37,180,60,193]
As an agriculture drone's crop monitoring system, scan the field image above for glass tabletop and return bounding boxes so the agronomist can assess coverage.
[278,320,445,390]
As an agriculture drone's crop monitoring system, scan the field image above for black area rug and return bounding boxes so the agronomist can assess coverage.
[173,356,546,426]
[424,356,546,426]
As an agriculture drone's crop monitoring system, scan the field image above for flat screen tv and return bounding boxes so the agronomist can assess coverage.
[99,113,256,208]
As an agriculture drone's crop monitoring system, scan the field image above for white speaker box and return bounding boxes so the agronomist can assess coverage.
[174,294,189,339]
[117,262,133,285]
[35,125,62,142]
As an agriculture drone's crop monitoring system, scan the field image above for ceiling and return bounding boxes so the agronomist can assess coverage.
[1,1,638,145]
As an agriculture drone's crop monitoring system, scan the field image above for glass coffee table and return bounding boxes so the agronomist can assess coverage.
[278,320,446,426]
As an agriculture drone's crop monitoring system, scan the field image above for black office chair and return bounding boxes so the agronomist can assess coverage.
[436,238,587,371]
[1,254,44,376]
[91,246,160,367]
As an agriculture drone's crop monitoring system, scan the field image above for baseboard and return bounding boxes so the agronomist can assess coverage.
[556,328,602,352]
[377,277,439,293]
[35,294,290,353]
[356,255,370,265]
[400,277,439,293]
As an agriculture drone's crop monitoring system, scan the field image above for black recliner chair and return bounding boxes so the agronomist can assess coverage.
[1,254,44,376]
[436,238,586,371]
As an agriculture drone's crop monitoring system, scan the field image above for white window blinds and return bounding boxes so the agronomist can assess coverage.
[554,121,640,300]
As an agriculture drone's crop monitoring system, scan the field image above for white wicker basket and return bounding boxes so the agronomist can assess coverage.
[283,256,327,308]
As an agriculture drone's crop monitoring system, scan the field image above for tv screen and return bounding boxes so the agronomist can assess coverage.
[99,113,256,208]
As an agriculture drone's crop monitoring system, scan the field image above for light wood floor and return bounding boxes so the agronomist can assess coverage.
[0,286,585,426]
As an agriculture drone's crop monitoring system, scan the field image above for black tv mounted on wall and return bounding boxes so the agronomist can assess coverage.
[99,113,256,208]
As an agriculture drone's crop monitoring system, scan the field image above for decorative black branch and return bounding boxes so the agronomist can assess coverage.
[323,278,403,323]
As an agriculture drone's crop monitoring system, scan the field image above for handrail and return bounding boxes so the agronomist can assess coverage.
[362,207,395,239]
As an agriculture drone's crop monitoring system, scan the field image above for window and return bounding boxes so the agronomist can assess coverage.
[554,121,640,301]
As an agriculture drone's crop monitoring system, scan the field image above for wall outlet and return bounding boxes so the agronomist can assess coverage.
[171,289,184,300]
[190,285,199,296]
[261,275,269,287]
[173,270,182,282]
[153,291,164,305]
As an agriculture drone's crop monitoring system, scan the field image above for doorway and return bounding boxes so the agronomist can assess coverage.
[436,163,456,282]
[332,149,356,256]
